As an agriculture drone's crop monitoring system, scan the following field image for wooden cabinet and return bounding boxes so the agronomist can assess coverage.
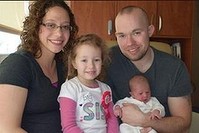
[71,1,193,39]
[190,1,199,108]
[155,1,193,37]
[70,1,115,40]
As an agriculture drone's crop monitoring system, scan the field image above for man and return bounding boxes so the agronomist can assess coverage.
[106,6,192,133]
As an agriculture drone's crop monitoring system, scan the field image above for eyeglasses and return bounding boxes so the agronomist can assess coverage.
[41,22,72,32]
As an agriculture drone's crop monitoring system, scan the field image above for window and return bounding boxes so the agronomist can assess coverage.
[0,31,20,54]
[0,1,29,62]
[0,31,21,62]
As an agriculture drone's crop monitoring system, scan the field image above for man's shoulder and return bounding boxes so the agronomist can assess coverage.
[109,45,120,55]
[109,45,129,63]
[154,48,182,64]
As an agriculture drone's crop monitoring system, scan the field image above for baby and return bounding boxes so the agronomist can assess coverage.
[114,74,165,133]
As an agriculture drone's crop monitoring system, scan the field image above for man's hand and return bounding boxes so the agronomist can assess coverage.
[121,103,147,126]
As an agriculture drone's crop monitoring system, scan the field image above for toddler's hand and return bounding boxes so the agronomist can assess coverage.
[114,106,122,118]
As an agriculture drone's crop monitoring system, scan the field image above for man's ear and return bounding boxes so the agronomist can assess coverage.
[148,25,155,37]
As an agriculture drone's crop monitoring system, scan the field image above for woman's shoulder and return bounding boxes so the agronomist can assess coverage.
[0,50,35,88]
[1,51,35,70]
[2,50,34,65]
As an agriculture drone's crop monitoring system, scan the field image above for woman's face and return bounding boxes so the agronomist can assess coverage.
[39,6,71,55]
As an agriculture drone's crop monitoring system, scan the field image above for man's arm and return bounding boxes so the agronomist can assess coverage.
[121,95,192,133]
[146,95,192,133]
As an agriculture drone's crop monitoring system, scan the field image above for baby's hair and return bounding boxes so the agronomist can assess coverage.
[129,74,150,91]
[67,33,110,80]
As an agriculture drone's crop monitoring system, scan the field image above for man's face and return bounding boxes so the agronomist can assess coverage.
[115,10,153,62]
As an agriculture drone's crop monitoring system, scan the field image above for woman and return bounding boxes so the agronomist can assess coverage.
[0,0,78,132]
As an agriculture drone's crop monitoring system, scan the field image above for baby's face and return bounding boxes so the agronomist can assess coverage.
[130,83,151,103]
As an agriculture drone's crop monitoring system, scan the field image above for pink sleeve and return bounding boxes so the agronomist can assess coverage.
[107,102,119,133]
[59,97,83,133]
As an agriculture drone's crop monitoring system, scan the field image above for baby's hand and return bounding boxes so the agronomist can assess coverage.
[140,127,152,133]
[150,110,162,120]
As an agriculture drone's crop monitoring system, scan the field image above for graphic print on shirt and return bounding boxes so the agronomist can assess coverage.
[78,91,105,122]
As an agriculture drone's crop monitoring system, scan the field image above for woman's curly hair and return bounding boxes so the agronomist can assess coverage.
[19,0,78,61]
